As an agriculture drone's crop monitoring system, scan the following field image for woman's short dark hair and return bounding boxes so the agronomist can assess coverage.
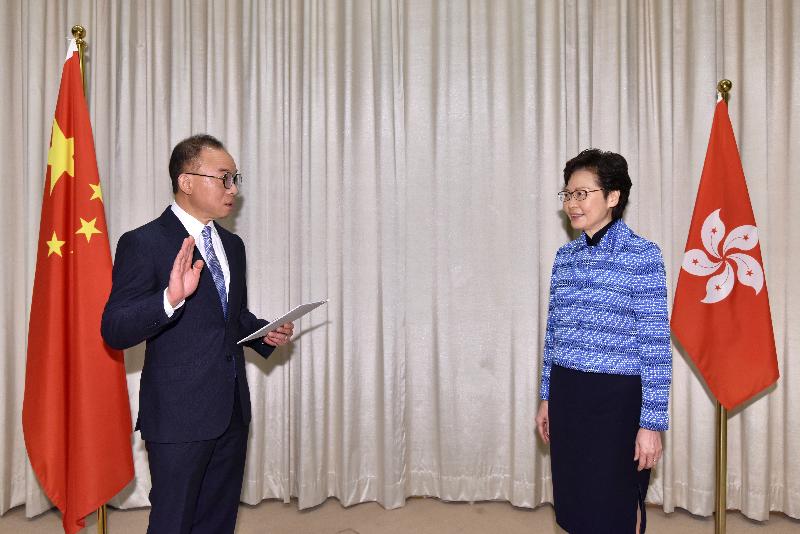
[169,134,226,193]
[563,148,632,220]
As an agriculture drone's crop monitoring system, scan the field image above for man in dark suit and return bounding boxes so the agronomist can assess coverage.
[101,134,293,533]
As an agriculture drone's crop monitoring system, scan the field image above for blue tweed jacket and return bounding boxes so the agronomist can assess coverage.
[539,219,671,431]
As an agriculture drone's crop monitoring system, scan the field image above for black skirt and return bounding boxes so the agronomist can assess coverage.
[549,364,651,534]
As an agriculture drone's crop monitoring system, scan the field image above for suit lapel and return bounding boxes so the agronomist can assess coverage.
[157,206,189,245]
[157,207,210,288]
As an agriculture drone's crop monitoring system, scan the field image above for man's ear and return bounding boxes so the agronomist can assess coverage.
[607,189,620,208]
[178,173,193,195]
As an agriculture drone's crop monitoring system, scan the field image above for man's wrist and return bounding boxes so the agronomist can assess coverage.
[163,288,185,317]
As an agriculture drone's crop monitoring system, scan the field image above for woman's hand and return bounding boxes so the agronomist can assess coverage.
[536,401,550,444]
[634,428,662,471]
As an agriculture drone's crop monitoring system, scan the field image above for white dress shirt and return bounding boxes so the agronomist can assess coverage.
[163,202,231,316]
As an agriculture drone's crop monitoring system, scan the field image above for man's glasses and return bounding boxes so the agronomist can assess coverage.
[185,172,243,189]
[557,188,602,202]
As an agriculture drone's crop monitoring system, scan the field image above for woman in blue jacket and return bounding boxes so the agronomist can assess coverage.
[535,149,671,534]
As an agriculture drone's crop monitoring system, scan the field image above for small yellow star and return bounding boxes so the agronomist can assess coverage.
[47,119,75,194]
[89,183,103,202]
[75,217,102,243]
[46,231,66,257]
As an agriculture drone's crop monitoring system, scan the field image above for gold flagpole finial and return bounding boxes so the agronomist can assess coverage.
[71,25,86,44]
[717,79,732,104]
[71,25,87,95]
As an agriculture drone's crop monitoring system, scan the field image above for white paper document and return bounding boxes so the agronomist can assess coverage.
[237,299,328,344]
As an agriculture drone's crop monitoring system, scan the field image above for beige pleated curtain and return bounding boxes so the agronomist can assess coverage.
[1,0,797,522]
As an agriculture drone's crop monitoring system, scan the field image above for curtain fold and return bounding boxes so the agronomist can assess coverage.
[1,0,797,522]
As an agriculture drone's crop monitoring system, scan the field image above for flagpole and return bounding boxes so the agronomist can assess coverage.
[97,503,108,534]
[71,22,108,534]
[713,79,732,534]
[715,401,728,534]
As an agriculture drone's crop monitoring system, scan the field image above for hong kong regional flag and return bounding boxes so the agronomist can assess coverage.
[671,99,779,410]
[22,39,133,534]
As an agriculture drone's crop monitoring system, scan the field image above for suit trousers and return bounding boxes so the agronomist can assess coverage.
[145,389,249,534]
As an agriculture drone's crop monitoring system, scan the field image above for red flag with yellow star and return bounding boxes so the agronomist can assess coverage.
[22,39,133,534]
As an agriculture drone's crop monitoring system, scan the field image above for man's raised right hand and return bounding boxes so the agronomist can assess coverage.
[166,237,204,308]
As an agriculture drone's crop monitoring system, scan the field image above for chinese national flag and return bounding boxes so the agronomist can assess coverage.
[671,100,779,410]
[22,39,133,534]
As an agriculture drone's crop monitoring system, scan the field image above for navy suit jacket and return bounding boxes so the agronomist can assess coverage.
[101,207,274,443]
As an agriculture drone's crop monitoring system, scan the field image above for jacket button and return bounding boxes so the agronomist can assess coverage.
[226,355,233,362]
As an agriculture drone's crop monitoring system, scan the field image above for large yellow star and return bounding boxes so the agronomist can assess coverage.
[46,231,66,257]
[89,183,103,202]
[47,119,75,194]
[75,217,102,243]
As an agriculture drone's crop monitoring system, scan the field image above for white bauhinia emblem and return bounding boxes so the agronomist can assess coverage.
[681,209,764,304]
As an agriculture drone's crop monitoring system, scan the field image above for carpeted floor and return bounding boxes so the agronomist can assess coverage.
[2,498,798,533]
